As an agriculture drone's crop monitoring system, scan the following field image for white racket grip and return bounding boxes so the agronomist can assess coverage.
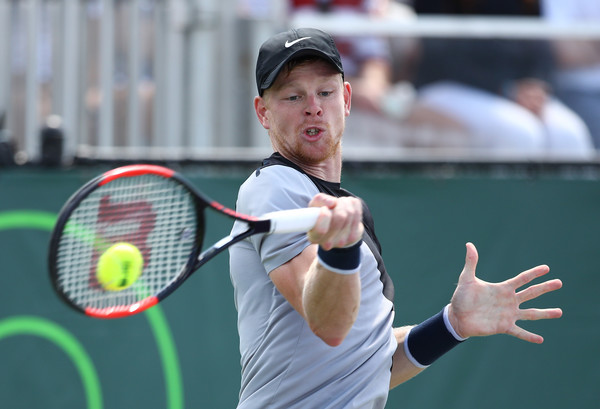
[262,207,321,234]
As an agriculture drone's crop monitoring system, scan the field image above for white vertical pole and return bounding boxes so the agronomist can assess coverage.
[248,21,274,148]
[217,0,237,147]
[128,0,141,147]
[78,2,91,148]
[163,0,185,149]
[48,0,60,116]
[25,0,40,161]
[188,0,216,149]
[99,0,114,147]
[0,0,10,118]
[152,1,165,147]
[60,0,80,161]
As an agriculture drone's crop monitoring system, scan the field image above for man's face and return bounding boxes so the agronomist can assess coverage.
[255,59,351,166]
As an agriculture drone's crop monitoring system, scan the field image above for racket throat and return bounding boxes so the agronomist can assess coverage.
[193,230,255,270]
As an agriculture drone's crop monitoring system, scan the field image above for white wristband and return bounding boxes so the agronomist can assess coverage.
[443,304,468,341]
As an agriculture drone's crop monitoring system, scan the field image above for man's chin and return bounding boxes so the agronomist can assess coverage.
[297,141,340,164]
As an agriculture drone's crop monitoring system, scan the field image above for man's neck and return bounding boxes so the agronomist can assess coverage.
[278,151,342,183]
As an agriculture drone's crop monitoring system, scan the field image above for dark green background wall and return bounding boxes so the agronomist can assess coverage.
[0,164,597,409]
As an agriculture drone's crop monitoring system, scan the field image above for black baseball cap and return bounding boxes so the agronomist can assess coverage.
[255,28,344,96]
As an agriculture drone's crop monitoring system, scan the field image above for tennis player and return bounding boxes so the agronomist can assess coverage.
[229,28,563,409]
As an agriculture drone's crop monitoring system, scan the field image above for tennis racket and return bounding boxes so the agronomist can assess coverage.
[48,164,320,319]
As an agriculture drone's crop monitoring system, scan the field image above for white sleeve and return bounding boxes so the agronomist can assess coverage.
[236,165,319,274]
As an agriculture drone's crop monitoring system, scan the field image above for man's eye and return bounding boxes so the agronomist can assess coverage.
[287,95,300,101]
[320,91,332,97]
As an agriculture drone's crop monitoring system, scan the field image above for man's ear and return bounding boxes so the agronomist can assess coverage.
[344,81,352,117]
[254,96,270,130]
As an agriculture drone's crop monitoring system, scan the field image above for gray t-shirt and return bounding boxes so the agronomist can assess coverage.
[229,159,396,409]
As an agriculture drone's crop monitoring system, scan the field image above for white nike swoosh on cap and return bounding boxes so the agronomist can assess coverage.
[285,37,312,48]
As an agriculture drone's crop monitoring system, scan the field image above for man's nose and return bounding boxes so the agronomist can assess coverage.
[304,95,323,116]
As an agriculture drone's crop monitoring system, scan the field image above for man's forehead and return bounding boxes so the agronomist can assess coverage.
[269,70,343,97]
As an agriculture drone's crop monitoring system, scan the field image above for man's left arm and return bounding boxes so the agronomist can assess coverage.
[390,242,562,389]
[390,326,425,388]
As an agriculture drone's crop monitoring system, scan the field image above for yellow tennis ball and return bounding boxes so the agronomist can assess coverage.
[96,242,143,291]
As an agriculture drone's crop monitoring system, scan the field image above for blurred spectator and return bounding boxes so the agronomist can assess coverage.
[241,0,420,148]
[291,1,411,112]
[542,0,600,149]
[408,0,594,157]
[84,0,156,147]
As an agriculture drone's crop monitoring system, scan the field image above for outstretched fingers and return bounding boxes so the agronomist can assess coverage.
[507,325,545,344]
[508,306,563,344]
[450,242,563,343]
[516,278,563,304]
[510,269,562,343]
[506,264,551,290]
[518,307,563,321]
[458,242,479,283]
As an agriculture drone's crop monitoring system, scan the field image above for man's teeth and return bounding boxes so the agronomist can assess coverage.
[307,128,319,136]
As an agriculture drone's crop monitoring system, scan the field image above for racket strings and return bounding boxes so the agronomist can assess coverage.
[55,174,200,312]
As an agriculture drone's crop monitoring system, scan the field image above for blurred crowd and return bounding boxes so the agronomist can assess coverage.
[240,0,600,158]
[2,0,599,163]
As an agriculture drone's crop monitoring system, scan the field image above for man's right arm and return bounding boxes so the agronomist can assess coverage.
[269,193,364,346]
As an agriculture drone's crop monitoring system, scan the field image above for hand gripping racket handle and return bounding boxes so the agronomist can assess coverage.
[262,207,321,234]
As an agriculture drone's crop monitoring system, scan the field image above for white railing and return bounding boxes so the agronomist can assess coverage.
[290,14,600,40]
[1,1,599,164]
[0,0,242,164]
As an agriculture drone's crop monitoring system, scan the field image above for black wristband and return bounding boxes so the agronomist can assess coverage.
[317,240,362,275]
[404,305,467,367]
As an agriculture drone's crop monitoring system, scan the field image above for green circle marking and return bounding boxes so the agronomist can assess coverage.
[0,316,103,409]
[0,210,57,231]
[0,210,184,409]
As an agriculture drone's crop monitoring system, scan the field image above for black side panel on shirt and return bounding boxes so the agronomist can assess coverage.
[258,152,395,305]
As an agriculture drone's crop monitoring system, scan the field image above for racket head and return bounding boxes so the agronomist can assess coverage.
[48,164,207,318]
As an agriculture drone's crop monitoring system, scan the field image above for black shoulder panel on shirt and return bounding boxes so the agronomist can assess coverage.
[257,152,395,306]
